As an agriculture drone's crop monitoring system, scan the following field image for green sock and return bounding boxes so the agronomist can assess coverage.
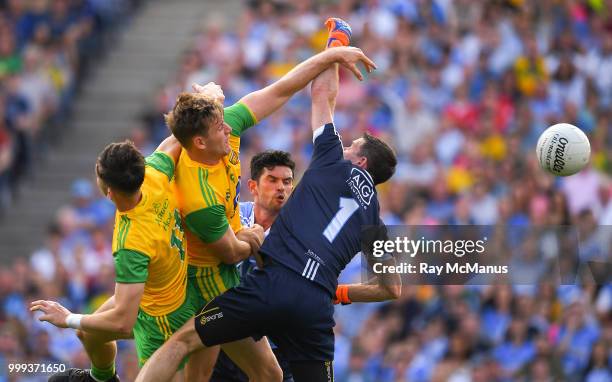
[90,363,115,382]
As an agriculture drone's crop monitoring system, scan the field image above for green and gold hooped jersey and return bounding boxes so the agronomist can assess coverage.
[112,152,188,316]
[175,102,256,267]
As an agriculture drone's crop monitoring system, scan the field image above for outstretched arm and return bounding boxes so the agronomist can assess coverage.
[185,203,265,265]
[206,224,264,264]
[336,279,402,303]
[155,135,182,164]
[334,256,402,304]
[31,282,143,338]
[337,283,401,303]
[310,62,339,131]
[77,282,144,336]
[240,47,375,122]
[335,220,401,304]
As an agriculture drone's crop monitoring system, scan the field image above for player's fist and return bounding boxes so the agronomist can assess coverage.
[327,47,377,81]
[192,82,225,104]
[239,224,265,268]
[249,224,265,249]
[238,224,265,254]
[30,300,72,328]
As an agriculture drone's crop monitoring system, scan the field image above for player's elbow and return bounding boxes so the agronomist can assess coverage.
[94,318,133,337]
[218,243,247,264]
[217,252,242,265]
[75,329,85,340]
[116,321,135,337]
[117,327,133,337]
[217,247,250,265]
[386,284,401,300]
[114,311,137,336]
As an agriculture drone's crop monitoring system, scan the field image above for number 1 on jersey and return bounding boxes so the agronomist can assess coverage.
[324,197,359,242]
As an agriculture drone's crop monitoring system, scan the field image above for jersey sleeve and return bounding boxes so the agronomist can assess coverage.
[145,151,175,181]
[114,249,150,283]
[309,123,343,169]
[239,201,254,227]
[184,205,229,243]
[224,102,257,137]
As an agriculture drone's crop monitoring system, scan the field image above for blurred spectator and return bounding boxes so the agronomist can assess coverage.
[584,341,612,382]
[514,37,548,98]
[0,95,14,213]
[555,301,601,378]
[492,319,536,377]
[0,0,138,215]
[69,178,114,231]
[562,168,603,217]
[29,222,65,283]
[430,332,473,382]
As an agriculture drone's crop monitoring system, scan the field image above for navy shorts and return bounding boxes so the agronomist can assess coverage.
[194,261,335,362]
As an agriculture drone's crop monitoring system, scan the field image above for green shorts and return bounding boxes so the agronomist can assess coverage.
[132,286,197,368]
[188,263,240,310]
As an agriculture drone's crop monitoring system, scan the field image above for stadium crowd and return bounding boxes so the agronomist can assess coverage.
[2,0,612,381]
[0,0,140,215]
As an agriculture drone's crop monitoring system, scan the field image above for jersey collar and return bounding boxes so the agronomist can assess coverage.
[118,190,148,216]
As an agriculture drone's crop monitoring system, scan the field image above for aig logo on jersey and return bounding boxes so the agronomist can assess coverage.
[347,167,374,207]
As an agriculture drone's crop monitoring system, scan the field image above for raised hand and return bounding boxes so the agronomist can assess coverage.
[30,300,72,328]
[192,82,225,104]
[329,47,377,81]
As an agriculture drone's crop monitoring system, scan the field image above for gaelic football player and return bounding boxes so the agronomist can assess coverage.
[31,139,194,382]
[212,150,296,381]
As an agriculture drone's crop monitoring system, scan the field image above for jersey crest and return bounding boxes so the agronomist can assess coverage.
[347,167,374,208]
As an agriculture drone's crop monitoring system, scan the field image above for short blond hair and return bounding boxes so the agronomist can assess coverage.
[165,92,223,147]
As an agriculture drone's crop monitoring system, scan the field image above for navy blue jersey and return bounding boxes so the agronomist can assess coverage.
[260,123,383,296]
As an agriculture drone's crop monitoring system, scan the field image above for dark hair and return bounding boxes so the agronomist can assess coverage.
[250,150,295,181]
[96,140,145,194]
[359,133,397,185]
[164,92,223,147]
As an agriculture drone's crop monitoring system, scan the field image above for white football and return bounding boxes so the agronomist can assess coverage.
[536,123,590,176]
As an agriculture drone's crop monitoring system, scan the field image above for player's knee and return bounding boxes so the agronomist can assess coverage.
[242,355,282,382]
[171,319,205,355]
[163,336,193,362]
[260,352,283,382]
[269,364,283,381]
[257,362,283,382]
[75,329,85,340]
[185,350,216,381]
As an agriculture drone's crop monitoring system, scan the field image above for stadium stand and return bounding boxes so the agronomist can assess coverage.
[1,0,611,381]
[0,0,224,258]
[0,0,141,216]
